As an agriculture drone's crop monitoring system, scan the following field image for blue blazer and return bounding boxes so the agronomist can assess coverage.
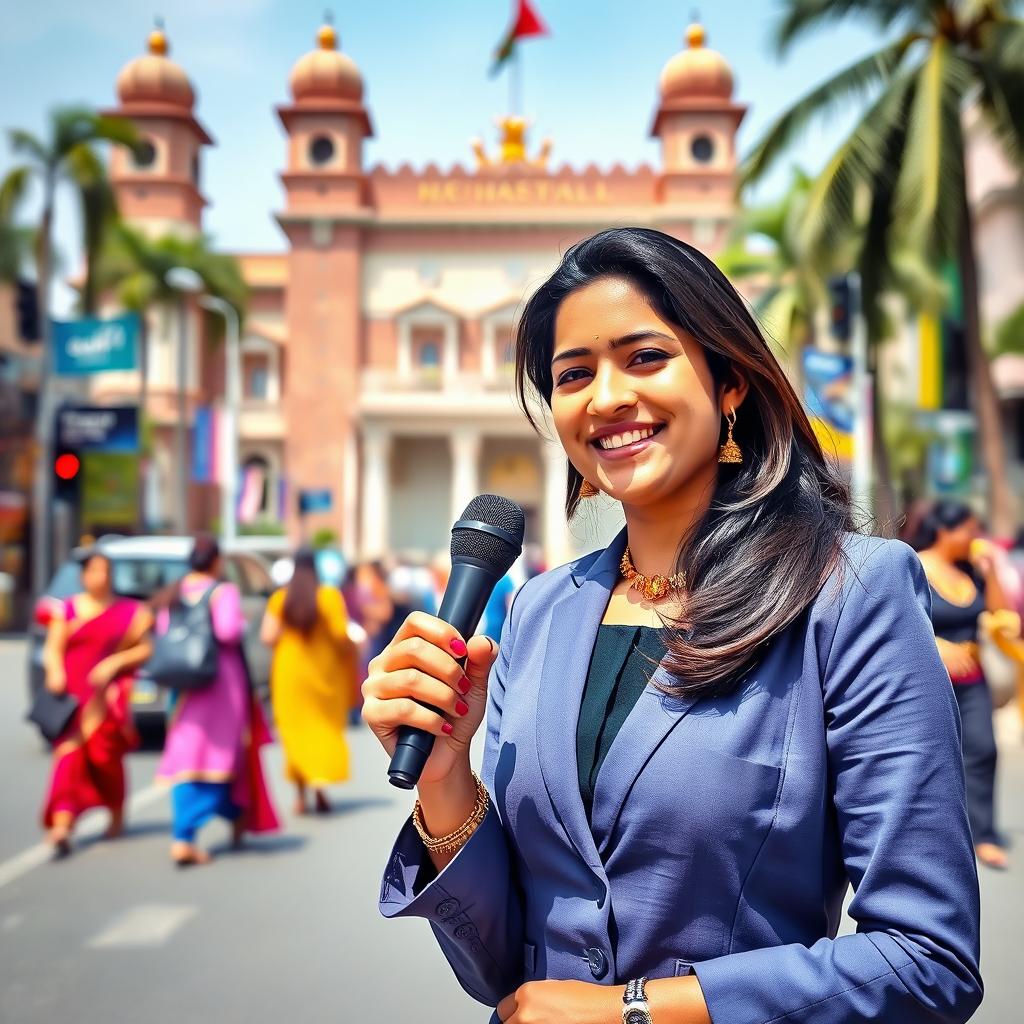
[380,531,982,1023]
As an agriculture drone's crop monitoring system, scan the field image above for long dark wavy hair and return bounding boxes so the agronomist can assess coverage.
[282,547,320,634]
[515,227,855,695]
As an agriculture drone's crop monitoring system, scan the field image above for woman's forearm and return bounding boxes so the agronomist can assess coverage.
[103,640,153,678]
[415,759,479,873]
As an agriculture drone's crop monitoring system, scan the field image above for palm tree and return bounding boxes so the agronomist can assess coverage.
[717,167,830,386]
[1,107,137,591]
[94,224,247,527]
[743,0,1024,536]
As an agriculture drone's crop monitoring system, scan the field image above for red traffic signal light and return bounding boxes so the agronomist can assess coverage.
[54,453,80,480]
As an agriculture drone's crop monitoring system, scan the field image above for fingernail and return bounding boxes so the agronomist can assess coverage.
[449,638,467,657]
[441,721,453,735]
[457,676,471,695]
[455,699,469,716]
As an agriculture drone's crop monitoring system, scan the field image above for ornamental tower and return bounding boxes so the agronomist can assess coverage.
[650,21,746,209]
[105,24,213,233]
[276,20,374,540]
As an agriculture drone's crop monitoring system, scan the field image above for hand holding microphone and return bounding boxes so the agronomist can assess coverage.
[362,494,524,791]
[362,615,498,787]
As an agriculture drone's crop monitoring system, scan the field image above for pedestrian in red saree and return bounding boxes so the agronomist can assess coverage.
[40,550,153,857]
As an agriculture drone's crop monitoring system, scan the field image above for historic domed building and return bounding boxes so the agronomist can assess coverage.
[96,20,747,564]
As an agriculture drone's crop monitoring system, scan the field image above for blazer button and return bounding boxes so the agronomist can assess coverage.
[585,947,608,980]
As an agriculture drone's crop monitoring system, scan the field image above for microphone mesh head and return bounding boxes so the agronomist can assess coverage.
[451,494,525,575]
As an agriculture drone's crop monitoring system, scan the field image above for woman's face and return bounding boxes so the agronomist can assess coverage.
[81,556,112,599]
[940,515,980,560]
[550,276,746,512]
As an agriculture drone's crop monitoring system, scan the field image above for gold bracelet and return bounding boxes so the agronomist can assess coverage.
[412,772,490,857]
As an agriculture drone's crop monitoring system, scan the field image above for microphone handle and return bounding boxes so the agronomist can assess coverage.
[387,561,500,789]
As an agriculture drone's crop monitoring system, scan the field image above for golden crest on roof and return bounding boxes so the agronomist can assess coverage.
[472,116,551,170]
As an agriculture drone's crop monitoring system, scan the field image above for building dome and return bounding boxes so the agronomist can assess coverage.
[289,22,364,103]
[116,27,195,110]
[659,23,733,101]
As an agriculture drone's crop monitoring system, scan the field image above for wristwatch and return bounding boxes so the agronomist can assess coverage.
[623,976,653,1024]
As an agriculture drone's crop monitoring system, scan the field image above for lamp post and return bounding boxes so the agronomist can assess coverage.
[164,267,203,534]
[199,295,240,547]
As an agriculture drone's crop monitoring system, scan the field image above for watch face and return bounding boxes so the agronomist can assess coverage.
[624,1011,650,1024]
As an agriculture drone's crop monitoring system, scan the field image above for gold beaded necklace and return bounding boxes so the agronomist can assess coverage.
[620,547,687,602]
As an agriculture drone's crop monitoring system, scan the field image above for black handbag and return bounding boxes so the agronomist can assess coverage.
[27,688,78,743]
[147,584,220,691]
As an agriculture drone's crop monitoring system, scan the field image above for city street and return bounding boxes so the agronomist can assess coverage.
[0,634,1021,1023]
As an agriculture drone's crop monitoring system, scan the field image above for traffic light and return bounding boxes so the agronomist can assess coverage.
[827,275,852,342]
[53,449,82,501]
[15,279,40,342]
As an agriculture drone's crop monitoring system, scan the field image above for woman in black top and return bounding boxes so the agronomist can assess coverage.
[910,501,1011,869]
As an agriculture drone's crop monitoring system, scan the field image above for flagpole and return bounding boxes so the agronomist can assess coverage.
[511,46,521,115]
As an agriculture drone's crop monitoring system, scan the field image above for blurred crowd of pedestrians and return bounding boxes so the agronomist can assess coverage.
[34,534,547,863]
[30,518,1024,870]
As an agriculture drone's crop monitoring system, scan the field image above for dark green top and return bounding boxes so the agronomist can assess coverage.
[576,624,667,821]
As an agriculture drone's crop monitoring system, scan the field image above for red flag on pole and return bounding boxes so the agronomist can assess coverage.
[491,0,549,75]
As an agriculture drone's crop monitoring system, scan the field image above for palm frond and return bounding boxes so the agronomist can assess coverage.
[0,165,33,221]
[7,129,48,166]
[994,300,1024,356]
[742,34,921,186]
[974,21,1024,164]
[893,39,973,261]
[715,242,780,279]
[797,70,917,258]
[772,0,928,55]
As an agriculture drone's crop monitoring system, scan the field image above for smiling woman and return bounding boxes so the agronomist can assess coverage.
[369,227,981,1024]
[515,227,850,694]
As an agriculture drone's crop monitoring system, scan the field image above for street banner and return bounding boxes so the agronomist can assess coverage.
[52,313,139,376]
[82,452,139,527]
[802,348,854,461]
[191,406,218,483]
[56,405,139,452]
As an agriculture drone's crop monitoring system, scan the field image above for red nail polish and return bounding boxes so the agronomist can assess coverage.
[458,676,471,695]
[455,699,469,716]
[449,638,467,657]
[441,721,453,735]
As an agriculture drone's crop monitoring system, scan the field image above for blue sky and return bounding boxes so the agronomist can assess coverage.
[1,0,890,305]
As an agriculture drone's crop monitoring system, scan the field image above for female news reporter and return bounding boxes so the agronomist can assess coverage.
[364,228,981,1024]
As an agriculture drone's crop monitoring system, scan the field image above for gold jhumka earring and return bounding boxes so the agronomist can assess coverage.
[718,407,743,464]
[579,479,599,498]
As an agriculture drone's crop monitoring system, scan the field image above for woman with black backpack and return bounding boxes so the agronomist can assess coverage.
[152,535,279,866]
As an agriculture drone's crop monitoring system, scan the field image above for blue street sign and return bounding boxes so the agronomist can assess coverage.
[52,313,139,376]
[56,405,139,452]
[298,488,332,514]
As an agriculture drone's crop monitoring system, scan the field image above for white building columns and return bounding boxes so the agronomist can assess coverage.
[361,428,392,557]
[542,443,573,567]
[449,428,481,522]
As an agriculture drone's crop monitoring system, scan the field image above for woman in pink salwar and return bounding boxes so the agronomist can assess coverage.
[155,535,279,866]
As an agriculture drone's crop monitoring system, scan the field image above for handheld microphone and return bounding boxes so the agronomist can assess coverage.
[387,494,525,790]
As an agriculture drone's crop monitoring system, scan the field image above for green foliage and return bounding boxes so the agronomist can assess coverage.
[1,107,138,306]
[238,520,286,537]
[310,527,338,549]
[745,1,1024,332]
[995,302,1024,356]
[95,223,248,328]
[717,167,831,365]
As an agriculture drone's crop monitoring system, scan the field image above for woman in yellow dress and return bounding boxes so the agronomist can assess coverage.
[260,548,355,814]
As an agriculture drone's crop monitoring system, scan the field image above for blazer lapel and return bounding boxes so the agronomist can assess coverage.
[588,661,700,860]
[534,529,626,871]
